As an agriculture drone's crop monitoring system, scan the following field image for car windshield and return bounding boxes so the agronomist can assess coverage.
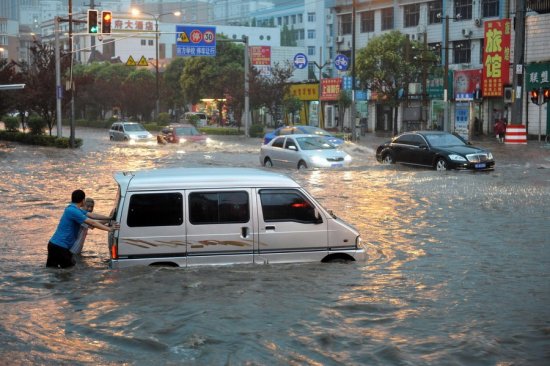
[425,133,466,147]
[175,126,200,136]
[300,126,330,136]
[296,136,335,150]
[124,123,146,132]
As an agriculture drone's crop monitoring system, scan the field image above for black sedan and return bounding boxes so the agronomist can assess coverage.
[376,131,495,171]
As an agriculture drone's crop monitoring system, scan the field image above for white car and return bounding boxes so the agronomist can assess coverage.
[260,134,352,169]
[109,122,154,142]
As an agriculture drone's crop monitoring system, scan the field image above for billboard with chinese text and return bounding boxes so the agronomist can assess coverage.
[320,78,342,101]
[482,19,511,97]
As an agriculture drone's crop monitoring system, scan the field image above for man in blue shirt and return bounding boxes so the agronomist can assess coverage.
[47,189,118,268]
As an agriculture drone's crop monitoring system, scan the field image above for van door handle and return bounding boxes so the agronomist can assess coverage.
[265,225,275,231]
[241,227,248,238]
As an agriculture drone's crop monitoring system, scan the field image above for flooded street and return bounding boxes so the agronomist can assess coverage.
[1,128,550,365]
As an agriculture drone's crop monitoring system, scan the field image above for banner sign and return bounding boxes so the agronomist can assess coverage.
[454,69,482,100]
[176,25,216,57]
[250,46,271,65]
[482,19,511,97]
[526,62,550,90]
[290,83,319,101]
[320,78,342,101]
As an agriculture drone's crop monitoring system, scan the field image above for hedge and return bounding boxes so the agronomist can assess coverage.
[0,130,83,148]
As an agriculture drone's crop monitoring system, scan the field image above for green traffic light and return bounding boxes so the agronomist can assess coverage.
[90,26,98,33]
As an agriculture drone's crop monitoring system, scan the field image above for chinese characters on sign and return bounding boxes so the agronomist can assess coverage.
[250,46,272,77]
[320,78,342,101]
[176,25,216,57]
[482,19,511,97]
[290,84,319,101]
[526,62,550,90]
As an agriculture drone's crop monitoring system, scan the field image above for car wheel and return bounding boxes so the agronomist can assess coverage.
[264,157,273,168]
[298,160,308,170]
[109,135,114,141]
[382,152,395,164]
[435,158,448,171]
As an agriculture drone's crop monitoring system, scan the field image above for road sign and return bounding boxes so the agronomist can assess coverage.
[176,25,216,57]
[334,54,349,71]
[126,56,136,66]
[293,53,308,69]
[137,56,149,66]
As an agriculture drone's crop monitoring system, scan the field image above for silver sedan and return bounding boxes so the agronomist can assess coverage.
[260,134,352,169]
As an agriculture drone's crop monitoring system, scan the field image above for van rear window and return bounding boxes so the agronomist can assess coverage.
[189,191,249,224]
[127,193,183,227]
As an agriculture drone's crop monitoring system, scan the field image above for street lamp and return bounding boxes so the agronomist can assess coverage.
[437,12,461,132]
[131,8,181,120]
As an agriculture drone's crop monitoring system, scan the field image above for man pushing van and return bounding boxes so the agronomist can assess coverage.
[46,189,119,268]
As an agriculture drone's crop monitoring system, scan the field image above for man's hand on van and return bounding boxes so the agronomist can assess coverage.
[109,222,120,231]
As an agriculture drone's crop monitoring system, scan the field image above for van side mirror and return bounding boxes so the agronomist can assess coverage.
[314,209,323,224]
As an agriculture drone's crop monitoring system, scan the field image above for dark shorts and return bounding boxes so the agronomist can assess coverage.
[46,242,75,268]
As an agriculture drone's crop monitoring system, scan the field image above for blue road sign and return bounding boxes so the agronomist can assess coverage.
[176,25,216,57]
[334,54,349,71]
[293,53,308,69]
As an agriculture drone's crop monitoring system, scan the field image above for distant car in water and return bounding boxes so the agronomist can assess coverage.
[260,134,352,169]
[109,122,155,143]
[157,124,209,144]
[263,125,345,146]
[376,131,495,171]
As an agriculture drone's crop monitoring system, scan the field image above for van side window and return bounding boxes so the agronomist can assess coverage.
[259,189,320,223]
[189,191,249,224]
[127,193,183,227]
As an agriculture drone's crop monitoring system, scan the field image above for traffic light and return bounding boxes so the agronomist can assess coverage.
[544,88,550,104]
[530,89,541,105]
[101,11,112,34]
[87,9,98,34]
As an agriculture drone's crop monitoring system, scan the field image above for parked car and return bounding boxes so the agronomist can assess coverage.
[157,124,209,144]
[109,122,155,143]
[260,134,352,169]
[376,131,495,171]
[263,125,345,146]
[182,112,208,127]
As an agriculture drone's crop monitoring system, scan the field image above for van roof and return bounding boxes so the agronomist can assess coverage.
[115,167,300,192]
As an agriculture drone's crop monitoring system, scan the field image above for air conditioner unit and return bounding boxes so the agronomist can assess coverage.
[462,28,472,38]
[336,35,344,43]
[474,18,482,27]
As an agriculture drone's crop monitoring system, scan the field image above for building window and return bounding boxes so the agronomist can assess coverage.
[428,1,442,24]
[127,193,183,227]
[482,0,499,18]
[404,4,420,28]
[341,13,352,35]
[360,10,374,33]
[428,42,442,64]
[453,40,471,64]
[381,8,394,31]
[148,40,154,46]
[308,12,315,22]
[291,15,296,24]
[141,39,146,46]
[298,29,305,40]
[307,29,316,39]
[298,14,303,23]
[308,46,315,56]
[455,0,473,20]
[277,17,282,26]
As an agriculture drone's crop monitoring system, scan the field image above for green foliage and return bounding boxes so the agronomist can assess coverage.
[3,116,20,132]
[142,123,159,132]
[249,124,264,138]
[157,112,171,125]
[27,116,47,135]
[186,114,200,127]
[0,130,82,148]
[199,127,243,135]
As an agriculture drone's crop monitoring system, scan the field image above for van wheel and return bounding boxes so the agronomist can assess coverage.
[263,157,273,167]
[322,253,354,263]
[298,160,308,170]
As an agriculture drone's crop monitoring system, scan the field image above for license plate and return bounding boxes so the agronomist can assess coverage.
[475,163,486,169]
[331,163,343,167]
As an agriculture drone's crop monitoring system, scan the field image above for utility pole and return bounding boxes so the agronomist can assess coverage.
[350,0,357,141]
[510,0,526,127]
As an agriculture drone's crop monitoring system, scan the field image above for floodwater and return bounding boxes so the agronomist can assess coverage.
[1,128,549,365]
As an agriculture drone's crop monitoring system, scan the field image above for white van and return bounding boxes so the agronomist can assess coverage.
[108,167,365,268]
[183,112,208,127]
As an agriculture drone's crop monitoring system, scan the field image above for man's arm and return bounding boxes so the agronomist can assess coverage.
[87,212,113,221]
[84,218,119,232]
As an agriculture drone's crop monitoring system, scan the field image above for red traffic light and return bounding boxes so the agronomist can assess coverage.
[101,11,112,34]
[544,88,550,104]
[530,89,541,105]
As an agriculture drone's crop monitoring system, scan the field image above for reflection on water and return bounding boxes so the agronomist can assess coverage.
[1,129,549,364]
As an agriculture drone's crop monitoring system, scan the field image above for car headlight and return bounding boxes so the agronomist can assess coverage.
[179,138,187,144]
[448,154,467,162]
[344,154,352,162]
[487,152,494,160]
[311,156,326,165]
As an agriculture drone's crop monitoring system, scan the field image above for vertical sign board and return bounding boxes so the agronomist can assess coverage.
[455,102,470,141]
[482,19,512,97]
[250,46,271,77]
[176,25,216,57]
[320,78,342,101]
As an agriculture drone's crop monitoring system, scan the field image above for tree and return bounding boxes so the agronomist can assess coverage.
[337,90,352,130]
[163,58,187,120]
[283,95,302,124]
[122,69,156,120]
[0,59,20,118]
[254,61,294,125]
[356,31,422,135]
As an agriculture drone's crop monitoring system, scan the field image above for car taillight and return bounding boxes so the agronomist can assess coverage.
[110,238,118,259]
